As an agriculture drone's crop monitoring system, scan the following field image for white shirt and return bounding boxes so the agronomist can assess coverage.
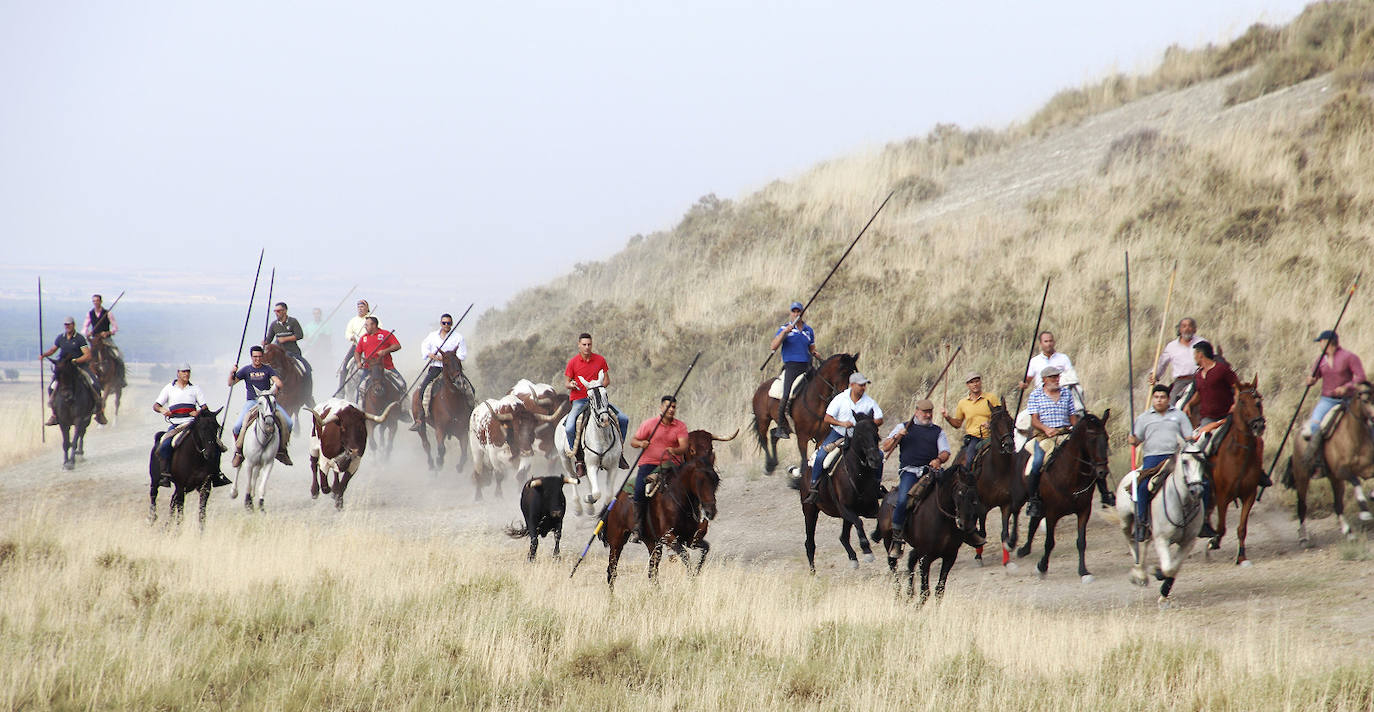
[825,391,884,437]
[1027,351,1074,389]
[154,382,207,425]
[344,315,369,344]
[1153,336,1208,383]
[421,329,467,366]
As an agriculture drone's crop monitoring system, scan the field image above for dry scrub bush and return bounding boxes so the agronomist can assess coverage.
[1226,0,1374,104]
[2,512,1372,711]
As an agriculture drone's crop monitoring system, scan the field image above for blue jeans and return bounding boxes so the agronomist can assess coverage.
[1137,453,1170,525]
[564,398,630,448]
[1030,439,1048,477]
[634,463,657,504]
[157,424,181,463]
[1306,396,1343,437]
[811,430,844,486]
[962,435,984,467]
[233,401,293,437]
[894,466,925,518]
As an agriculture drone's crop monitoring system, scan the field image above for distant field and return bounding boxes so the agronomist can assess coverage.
[0,381,49,469]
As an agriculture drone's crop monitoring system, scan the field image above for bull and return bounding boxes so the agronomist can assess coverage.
[468,393,558,501]
[308,397,394,510]
[509,379,570,473]
[505,474,580,561]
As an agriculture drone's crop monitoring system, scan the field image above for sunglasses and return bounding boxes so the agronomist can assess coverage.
[440,321,452,326]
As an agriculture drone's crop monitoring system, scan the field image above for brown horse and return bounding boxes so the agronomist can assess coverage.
[1199,378,1266,565]
[88,333,126,417]
[800,412,883,572]
[874,464,984,602]
[751,352,859,475]
[260,344,315,427]
[1015,410,1112,580]
[602,429,736,588]
[965,403,1021,566]
[415,351,476,473]
[147,406,224,530]
[1287,382,1374,544]
[360,362,405,459]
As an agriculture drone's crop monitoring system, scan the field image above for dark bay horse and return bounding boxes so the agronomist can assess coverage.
[751,352,859,475]
[1200,379,1266,564]
[603,429,736,588]
[1287,382,1374,544]
[147,407,224,530]
[966,403,1021,566]
[875,465,984,602]
[800,412,882,572]
[88,333,126,417]
[49,356,95,470]
[361,363,405,459]
[261,344,315,428]
[416,351,476,473]
[1015,410,1111,580]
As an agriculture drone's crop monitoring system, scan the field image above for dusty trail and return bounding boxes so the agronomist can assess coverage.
[4,383,1373,656]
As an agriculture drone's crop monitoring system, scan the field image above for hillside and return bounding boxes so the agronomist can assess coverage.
[474,2,1374,468]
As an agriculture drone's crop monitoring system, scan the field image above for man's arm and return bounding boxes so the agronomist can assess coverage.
[1069,413,1080,428]
[228,368,240,387]
[152,386,170,414]
[82,314,93,338]
[107,312,117,336]
[879,423,905,454]
[73,345,92,365]
[667,434,689,458]
[768,325,789,352]
[271,375,285,390]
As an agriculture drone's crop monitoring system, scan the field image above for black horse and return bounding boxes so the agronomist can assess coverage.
[148,407,225,530]
[876,465,984,602]
[49,356,95,470]
[800,411,884,572]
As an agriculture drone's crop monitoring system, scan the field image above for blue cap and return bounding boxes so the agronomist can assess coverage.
[789,301,804,311]
[1314,330,1338,343]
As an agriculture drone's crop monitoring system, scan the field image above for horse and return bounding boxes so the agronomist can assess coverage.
[751,352,860,476]
[602,429,736,588]
[147,407,224,530]
[966,403,1022,566]
[1015,410,1112,581]
[49,356,95,470]
[360,362,405,460]
[800,411,883,572]
[260,343,315,429]
[1199,378,1266,565]
[1115,438,1207,606]
[229,394,282,512]
[415,351,476,473]
[874,464,983,602]
[88,333,125,418]
[1287,382,1374,544]
[555,379,624,516]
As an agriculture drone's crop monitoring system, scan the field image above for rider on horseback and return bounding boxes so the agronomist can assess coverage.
[228,346,294,468]
[355,315,406,390]
[881,398,950,516]
[805,372,883,504]
[264,302,311,375]
[1149,318,1207,406]
[1024,366,1077,519]
[769,301,818,439]
[83,293,124,367]
[153,364,229,488]
[1302,330,1366,440]
[337,299,371,391]
[41,317,108,426]
[1127,385,1195,541]
[942,372,1000,467]
[628,395,690,542]
[563,333,630,472]
[410,313,470,432]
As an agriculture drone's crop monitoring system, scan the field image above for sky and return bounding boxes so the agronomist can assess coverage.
[1,1,1313,325]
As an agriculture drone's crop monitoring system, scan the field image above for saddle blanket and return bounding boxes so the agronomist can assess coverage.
[621,466,667,498]
[767,372,807,400]
[1020,434,1066,478]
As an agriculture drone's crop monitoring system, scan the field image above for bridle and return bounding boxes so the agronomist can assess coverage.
[1063,418,1110,497]
[581,386,620,459]
[1161,447,1207,528]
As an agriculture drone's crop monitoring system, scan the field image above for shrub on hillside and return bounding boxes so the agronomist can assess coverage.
[1097,129,1186,175]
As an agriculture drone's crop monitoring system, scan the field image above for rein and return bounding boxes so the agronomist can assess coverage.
[1161,451,1205,528]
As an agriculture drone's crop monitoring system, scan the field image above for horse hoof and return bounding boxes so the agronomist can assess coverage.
[849,559,859,570]
[864,553,875,564]
[1081,574,1095,584]
[63,461,74,471]
[1004,561,1018,571]
[975,557,984,567]
[1239,559,1252,568]
[1157,597,1172,610]
[1360,511,1373,522]
[1130,572,1147,587]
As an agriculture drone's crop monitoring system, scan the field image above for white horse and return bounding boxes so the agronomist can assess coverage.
[1116,437,1207,607]
[555,374,623,517]
[231,393,282,512]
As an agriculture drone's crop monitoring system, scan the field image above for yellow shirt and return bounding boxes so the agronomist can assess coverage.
[954,392,1001,438]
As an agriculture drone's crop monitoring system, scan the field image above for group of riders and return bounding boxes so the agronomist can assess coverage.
[40,293,124,427]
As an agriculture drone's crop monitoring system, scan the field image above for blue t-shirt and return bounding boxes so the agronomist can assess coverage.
[54,333,88,361]
[235,364,278,399]
[775,323,816,363]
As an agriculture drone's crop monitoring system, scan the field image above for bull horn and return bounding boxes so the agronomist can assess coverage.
[310,410,325,435]
[711,429,740,442]
[533,410,560,423]
[495,410,513,422]
[364,402,398,423]
[563,475,579,485]
[528,479,542,489]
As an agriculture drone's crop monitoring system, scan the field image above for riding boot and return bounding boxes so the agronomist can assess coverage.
[618,453,630,470]
[633,503,651,544]
[45,413,58,426]
[1096,478,1116,508]
[1133,520,1149,542]
[1197,478,1217,538]
[275,419,294,466]
[771,402,792,440]
[157,454,173,488]
[408,390,425,432]
[1024,469,1044,519]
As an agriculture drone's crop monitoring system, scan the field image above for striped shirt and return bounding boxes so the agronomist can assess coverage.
[1028,387,1074,429]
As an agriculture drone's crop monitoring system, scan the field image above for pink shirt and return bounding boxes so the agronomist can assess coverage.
[565,353,610,402]
[1313,348,1366,397]
[633,417,689,466]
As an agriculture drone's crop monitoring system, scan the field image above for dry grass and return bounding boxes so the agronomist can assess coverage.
[1,511,1371,711]
[0,383,50,469]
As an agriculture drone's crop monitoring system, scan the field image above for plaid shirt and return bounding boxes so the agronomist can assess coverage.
[1028,387,1074,429]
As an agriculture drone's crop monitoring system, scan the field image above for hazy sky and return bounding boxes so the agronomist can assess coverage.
[2,1,1311,316]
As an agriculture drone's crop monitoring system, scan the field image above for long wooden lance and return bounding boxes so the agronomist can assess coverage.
[1148,260,1179,389]
[260,268,276,344]
[570,351,703,579]
[925,344,963,400]
[219,250,266,440]
[1013,279,1051,416]
[396,303,475,404]
[1263,270,1363,491]
[100,290,126,315]
[37,277,45,443]
[760,190,896,372]
[1125,252,1137,468]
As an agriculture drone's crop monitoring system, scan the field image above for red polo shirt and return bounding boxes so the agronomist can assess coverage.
[633,416,689,466]
[565,353,609,401]
[1194,359,1239,420]
[357,329,400,369]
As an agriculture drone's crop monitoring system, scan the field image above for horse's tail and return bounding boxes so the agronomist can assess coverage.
[752,416,768,451]
[1281,456,1295,489]
[504,523,530,539]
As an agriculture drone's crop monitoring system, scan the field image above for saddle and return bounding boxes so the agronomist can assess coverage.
[807,436,849,480]
[1020,433,1067,478]
[423,373,473,416]
[1198,417,1232,460]
[235,408,288,449]
[1126,458,1175,504]
[1305,401,1362,478]
[155,421,195,450]
[362,369,406,397]
[767,371,809,400]
[571,408,591,459]
[621,464,670,499]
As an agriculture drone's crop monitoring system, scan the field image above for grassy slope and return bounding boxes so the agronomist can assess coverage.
[474,2,1374,470]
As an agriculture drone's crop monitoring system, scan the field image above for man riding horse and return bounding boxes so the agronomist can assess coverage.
[83,293,123,362]
[264,302,311,375]
[1302,330,1366,443]
[228,345,294,468]
[769,300,818,440]
[628,395,690,542]
[563,332,630,474]
[1126,384,1196,542]
[881,398,950,526]
[1184,339,1271,491]
[337,299,371,392]
[153,363,230,488]
[1024,365,1100,518]
[41,317,108,426]
[355,314,406,399]
[410,313,472,432]
[1149,317,1207,405]
[942,372,1000,467]
[805,372,883,504]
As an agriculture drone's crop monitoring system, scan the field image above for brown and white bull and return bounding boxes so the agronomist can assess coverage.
[468,393,558,501]
[510,379,569,473]
[308,397,395,510]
